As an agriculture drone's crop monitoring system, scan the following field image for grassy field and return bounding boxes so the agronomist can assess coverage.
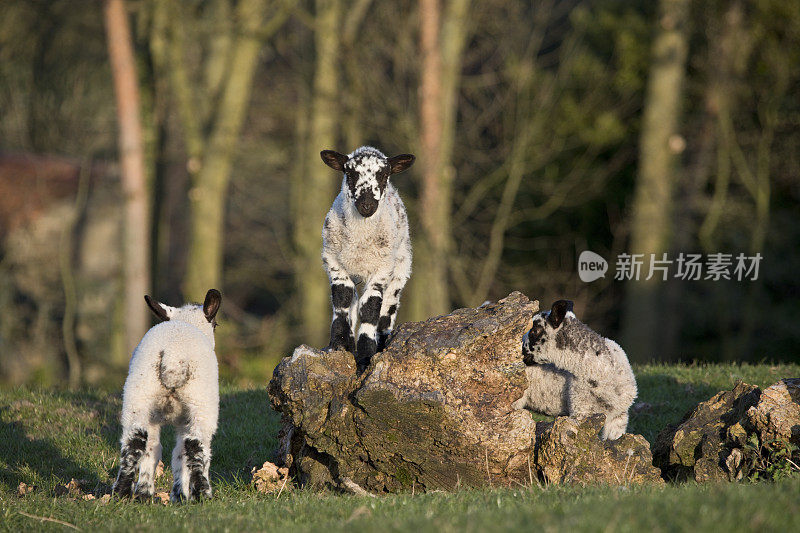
[1,363,799,532]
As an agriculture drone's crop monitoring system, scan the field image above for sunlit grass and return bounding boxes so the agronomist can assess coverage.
[1,363,798,531]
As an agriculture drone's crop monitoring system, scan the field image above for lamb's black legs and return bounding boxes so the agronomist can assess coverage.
[355,280,388,367]
[356,295,381,367]
[112,428,148,498]
[133,427,161,498]
[171,432,213,502]
[324,269,404,368]
[377,282,403,351]
[327,282,356,353]
[184,438,212,500]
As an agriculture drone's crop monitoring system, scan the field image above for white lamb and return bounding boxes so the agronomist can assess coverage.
[319,146,415,368]
[112,289,222,502]
[513,299,637,440]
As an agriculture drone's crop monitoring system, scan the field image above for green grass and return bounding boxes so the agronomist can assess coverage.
[1,363,799,532]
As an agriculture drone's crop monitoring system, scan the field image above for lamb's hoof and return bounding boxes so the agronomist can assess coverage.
[134,489,154,501]
[189,489,212,502]
[600,425,625,441]
[170,484,185,504]
[377,333,391,352]
[112,481,134,499]
[324,344,353,354]
[189,479,212,502]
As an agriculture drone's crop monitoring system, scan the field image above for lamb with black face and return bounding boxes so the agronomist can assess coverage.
[515,299,638,440]
[320,146,415,368]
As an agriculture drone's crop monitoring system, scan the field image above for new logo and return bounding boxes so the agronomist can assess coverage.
[578,250,608,282]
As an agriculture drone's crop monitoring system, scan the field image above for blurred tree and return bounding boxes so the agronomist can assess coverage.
[104,0,151,355]
[621,0,690,362]
[3,0,800,387]
[147,0,292,302]
[448,0,641,313]
[341,0,373,149]
[292,0,343,346]
[662,0,749,360]
[408,0,471,320]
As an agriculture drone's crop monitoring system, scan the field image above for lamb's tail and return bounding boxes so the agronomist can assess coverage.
[157,350,191,391]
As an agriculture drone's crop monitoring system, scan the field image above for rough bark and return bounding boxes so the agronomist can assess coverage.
[270,292,662,492]
[654,379,800,482]
[744,379,800,447]
[621,0,690,363]
[104,0,151,353]
[653,381,761,482]
[408,0,471,321]
[293,0,342,346]
[536,415,663,485]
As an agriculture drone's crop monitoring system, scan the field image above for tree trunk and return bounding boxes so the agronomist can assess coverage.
[341,0,372,149]
[664,0,747,361]
[104,0,151,354]
[620,0,690,363]
[293,0,342,346]
[408,0,470,321]
[182,0,267,300]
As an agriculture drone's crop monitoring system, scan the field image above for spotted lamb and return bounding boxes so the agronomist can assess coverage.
[112,289,222,502]
[319,146,415,368]
[513,300,637,440]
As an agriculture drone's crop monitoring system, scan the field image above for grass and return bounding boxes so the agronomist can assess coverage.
[1,363,799,532]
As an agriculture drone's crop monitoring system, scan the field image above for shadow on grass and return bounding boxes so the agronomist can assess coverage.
[211,388,282,483]
[0,419,94,492]
[0,389,119,492]
[628,373,717,443]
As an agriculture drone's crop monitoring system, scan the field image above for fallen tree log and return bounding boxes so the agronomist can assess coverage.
[269,292,662,492]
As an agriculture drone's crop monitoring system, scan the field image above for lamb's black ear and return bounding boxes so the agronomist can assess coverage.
[145,295,170,322]
[388,154,415,174]
[320,150,348,171]
[547,300,573,329]
[203,289,222,322]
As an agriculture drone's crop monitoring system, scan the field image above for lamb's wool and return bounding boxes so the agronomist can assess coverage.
[513,300,637,440]
[112,290,221,502]
[320,146,414,366]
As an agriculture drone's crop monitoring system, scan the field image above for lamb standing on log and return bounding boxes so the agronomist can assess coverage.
[112,289,222,502]
[320,146,415,367]
[513,300,637,440]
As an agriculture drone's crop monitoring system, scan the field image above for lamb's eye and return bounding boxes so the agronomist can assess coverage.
[530,324,545,342]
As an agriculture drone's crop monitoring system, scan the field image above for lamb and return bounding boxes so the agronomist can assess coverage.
[319,146,415,367]
[112,289,222,502]
[512,300,637,440]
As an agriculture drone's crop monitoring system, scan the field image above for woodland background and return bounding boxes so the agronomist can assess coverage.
[0,0,797,388]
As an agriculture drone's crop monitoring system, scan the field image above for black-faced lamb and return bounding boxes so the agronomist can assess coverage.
[112,289,222,502]
[513,300,637,440]
[319,146,415,367]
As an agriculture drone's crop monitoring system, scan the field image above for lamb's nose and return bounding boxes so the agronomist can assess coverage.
[357,197,378,217]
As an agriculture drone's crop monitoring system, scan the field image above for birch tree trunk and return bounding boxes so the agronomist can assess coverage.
[104,0,151,354]
[293,0,342,346]
[621,0,690,362]
[408,0,470,321]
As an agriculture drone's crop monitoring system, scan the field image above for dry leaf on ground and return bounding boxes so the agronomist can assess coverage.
[251,461,292,493]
